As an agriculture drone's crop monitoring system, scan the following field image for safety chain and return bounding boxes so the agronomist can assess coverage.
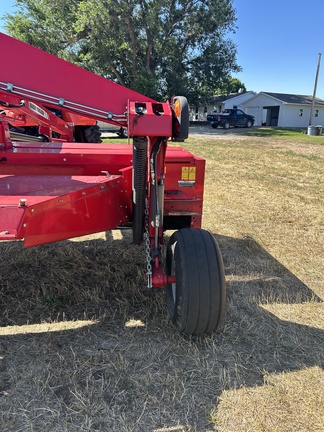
[144,198,153,289]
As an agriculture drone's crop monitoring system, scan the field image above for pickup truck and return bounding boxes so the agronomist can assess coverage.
[207,109,254,129]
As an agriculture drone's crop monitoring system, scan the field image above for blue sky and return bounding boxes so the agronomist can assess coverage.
[1,0,323,99]
[230,0,324,98]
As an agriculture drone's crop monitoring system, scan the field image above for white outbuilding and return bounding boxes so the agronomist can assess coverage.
[241,92,324,127]
[190,91,256,122]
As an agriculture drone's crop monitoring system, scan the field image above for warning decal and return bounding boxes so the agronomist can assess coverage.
[189,167,196,180]
[181,167,189,180]
[181,166,196,181]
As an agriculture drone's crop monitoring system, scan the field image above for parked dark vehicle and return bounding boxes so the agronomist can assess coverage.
[207,109,254,129]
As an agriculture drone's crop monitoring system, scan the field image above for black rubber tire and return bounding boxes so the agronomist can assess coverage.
[171,96,189,141]
[211,123,218,129]
[246,120,253,128]
[223,122,230,129]
[75,125,102,143]
[166,228,226,335]
[118,127,128,138]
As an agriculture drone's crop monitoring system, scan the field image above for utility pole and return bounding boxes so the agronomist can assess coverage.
[309,52,322,126]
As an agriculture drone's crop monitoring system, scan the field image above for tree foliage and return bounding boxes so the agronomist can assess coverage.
[218,77,247,95]
[4,0,242,104]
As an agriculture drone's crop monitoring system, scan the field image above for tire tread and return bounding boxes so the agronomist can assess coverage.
[166,228,226,335]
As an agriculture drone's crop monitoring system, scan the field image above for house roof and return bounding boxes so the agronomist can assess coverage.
[211,91,255,104]
[261,92,324,106]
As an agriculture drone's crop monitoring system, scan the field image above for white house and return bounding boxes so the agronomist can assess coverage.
[241,92,324,127]
[190,91,256,122]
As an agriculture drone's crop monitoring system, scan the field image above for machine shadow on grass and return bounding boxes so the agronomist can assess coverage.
[215,234,323,381]
[0,232,323,430]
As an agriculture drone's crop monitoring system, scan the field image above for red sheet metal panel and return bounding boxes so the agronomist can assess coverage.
[0,32,155,118]
[0,142,134,176]
[0,142,204,246]
[0,205,26,240]
[128,101,172,136]
[0,170,132,247]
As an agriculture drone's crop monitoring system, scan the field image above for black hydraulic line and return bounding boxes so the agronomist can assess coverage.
[0,99,25,108]
[132,136,148,244]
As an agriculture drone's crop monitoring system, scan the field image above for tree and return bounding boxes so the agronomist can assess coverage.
[4,0,242,105]
[218,77,247,95]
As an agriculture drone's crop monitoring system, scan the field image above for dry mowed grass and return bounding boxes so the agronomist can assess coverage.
[0,127,323,431]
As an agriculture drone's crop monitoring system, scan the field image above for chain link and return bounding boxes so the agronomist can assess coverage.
[144,198,153,288]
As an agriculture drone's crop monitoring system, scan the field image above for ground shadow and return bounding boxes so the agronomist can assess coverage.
[0,232,323,431]
[215,233,323,381]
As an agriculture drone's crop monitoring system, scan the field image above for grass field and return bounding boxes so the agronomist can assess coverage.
[0,127,323,431]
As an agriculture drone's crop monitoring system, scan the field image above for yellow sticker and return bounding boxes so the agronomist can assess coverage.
[181,167,189,180]
[189,167,196,180]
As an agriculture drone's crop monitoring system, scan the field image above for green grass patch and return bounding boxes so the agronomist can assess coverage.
[247,127,307,137]
[102,137,132,144]
[246,127,324,144]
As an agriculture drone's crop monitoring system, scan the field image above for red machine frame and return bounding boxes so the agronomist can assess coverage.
[0,33,226,335]
[0,32,203,285]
